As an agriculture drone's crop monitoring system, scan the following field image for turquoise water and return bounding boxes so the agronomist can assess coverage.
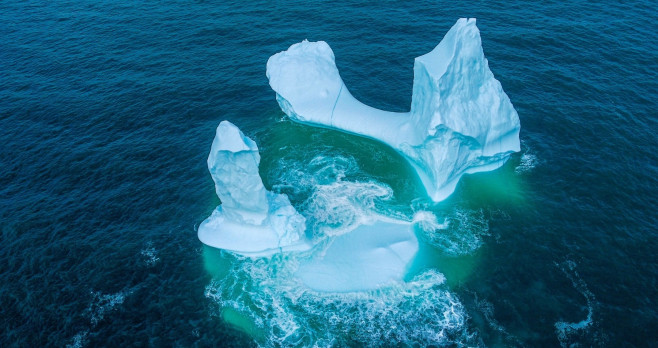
[2,1,657,346]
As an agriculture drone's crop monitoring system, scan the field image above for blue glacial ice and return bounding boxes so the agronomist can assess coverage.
[267,18,520,202]
[197,121,311,256]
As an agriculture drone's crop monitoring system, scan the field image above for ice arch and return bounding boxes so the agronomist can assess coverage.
[267,18,520,202]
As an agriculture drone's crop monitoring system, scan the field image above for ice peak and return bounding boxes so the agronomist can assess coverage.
[199,121,310,256]
[212,121,257,153]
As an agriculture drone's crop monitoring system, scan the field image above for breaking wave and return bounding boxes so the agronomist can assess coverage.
[515,143,539,175]
[200,151,488,346]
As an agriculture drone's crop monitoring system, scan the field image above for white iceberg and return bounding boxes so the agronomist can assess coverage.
[198,121,311,256]
[267,18,520,202]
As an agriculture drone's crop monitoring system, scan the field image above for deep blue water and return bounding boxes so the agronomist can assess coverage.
[2,0,657,346]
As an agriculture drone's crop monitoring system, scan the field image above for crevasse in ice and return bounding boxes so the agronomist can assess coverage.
[266,18,520,201]
[197,121,310,256]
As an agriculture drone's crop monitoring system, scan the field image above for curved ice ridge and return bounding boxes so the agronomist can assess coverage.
[267,18,520,201]
[198,121,310,256]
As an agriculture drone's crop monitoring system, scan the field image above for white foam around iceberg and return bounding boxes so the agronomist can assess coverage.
[198,121,310,256]
[267,18,520,202]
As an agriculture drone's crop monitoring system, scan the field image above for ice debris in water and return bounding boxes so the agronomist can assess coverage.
[267,18,520,202]
[197,121,311,256]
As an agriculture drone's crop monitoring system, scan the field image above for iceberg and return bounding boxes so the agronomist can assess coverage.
[198,121,311,256]
[267,18,520,202]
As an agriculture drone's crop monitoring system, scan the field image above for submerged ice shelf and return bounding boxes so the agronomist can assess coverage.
[297,218,418,292]
[198,121,310,256]
[267,18,520,201]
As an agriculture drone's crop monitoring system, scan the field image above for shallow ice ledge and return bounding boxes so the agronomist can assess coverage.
[296,217,418,292]
[267,18,521,202]
[198,121,311,256]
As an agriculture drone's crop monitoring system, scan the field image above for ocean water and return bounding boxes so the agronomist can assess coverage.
[1,0,657,346]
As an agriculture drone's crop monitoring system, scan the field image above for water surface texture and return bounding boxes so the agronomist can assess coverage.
[1,1,657,346]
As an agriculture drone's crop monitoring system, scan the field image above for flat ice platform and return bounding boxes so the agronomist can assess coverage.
[296,218,418,292]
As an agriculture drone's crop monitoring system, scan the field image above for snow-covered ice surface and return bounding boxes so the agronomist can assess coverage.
[197,121,310,256]
[267,18,520,201]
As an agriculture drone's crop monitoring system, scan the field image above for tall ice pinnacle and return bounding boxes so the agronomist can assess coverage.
[198,121,310,256]
[266,18,520,201]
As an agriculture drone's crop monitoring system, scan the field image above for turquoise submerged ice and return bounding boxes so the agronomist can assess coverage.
[296,218,418,292]
[267,18,521,201]
[197,121,311,256]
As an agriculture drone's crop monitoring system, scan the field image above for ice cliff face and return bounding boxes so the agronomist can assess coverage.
[267,18,520,201]
[198,121,310,256]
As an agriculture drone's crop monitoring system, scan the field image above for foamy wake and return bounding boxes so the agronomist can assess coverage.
[272,154,402,239]
[68,241,157,347]
[554,260,603,347]
[205,258,475,347]
[205,153,505,345]
[414,208,490,256]
[87,290,129,326]
[67,289,132,348]
[140,242,160,267]
[515,142,539,175]
[66,332,88,348]
[469,290,523,346]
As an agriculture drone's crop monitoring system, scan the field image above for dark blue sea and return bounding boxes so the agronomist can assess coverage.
[2,1,657,346]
